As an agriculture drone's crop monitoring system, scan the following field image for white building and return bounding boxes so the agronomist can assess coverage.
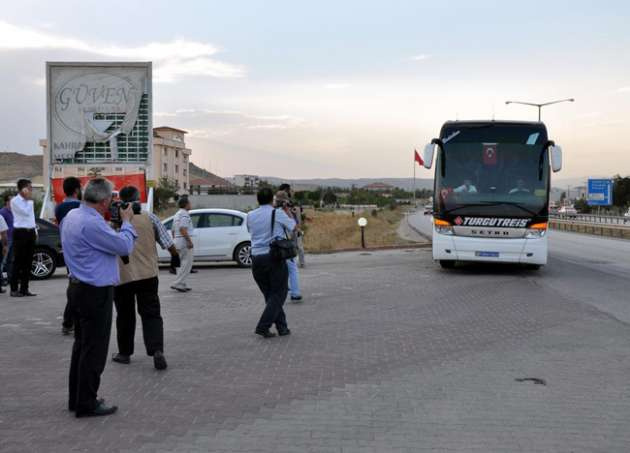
[151,127,191,193]
[231,174,260,190]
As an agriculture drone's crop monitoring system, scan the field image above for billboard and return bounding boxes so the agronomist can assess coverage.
[587,179,613,206]
[46,62,152,203]
[50,164,147,204]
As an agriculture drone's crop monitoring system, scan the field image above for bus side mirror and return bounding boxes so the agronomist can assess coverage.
[423,143,435,169]
[549,145,562,172]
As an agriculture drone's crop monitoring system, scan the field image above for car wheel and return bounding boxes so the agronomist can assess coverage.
[234,242,252,267]
[31,248,57,280]
[439,260,455,269]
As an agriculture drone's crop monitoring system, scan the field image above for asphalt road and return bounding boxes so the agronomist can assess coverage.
[2,222,630,452]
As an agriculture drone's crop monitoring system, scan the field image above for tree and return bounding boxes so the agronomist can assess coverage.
[560,191,567,204]
[612,175,630,209]
[322,189,337,206]
[574,198,591,214]
[154,178,179,212]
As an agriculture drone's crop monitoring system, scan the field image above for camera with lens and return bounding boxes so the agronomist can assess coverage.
[109,200,142,226]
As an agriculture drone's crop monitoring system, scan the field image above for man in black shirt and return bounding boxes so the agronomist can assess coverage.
[55,177,82,335]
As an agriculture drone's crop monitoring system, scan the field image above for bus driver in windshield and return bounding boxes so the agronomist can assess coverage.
[508,178,530,194]
[454,179,478,193]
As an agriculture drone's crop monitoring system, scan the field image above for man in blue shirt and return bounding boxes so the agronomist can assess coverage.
[0,193,13,292]
[61,178,137,418]
[0,193,14,287]
[55,177,82,335]
[247,187,296,337]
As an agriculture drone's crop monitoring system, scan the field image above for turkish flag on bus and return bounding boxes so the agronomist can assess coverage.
[482,143,498,166]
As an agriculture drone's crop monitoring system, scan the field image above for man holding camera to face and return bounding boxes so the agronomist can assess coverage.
[61,178,137,417]
[111,186,180,370]
[247,188,297,338]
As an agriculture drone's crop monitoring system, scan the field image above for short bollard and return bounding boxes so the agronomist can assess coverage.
[358,217,368,248]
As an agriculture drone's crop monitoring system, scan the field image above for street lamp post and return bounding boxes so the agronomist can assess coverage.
[505,98,575,121]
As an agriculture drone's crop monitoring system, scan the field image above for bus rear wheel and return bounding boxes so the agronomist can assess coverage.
[439,260,456,269]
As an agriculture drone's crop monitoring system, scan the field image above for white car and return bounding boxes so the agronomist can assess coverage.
[558,206,578,217]
[158,208,252,267]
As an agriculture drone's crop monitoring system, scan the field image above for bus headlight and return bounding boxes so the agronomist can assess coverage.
[525,222,547,239]
[434,218,454,235]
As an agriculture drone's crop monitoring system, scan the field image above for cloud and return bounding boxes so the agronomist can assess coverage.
[324,83,351,89]
[153,109,305,135]
[408,54,431,61]
[617,86,630,93]
[0,21,245,82]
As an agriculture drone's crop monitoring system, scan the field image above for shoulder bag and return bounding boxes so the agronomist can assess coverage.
[269,209,297,261]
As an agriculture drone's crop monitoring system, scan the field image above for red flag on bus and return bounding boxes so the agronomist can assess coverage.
[414,149,424,166]
[482,143,498,166]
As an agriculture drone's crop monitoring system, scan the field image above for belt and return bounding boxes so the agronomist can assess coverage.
[14,227,36,232]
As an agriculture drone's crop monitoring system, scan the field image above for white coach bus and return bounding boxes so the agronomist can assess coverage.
[421,120,563,269]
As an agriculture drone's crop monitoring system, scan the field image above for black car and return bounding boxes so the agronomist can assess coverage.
[30,218,65,280]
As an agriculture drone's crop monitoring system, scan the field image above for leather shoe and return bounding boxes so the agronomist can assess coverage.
[21,291,37,297]
[278,328,291,336]
[170,285,187,293]
[255,329,276,338]
[69,398,104,412]
[153,351,168,370]
[112,353,131,364]
[76,401,117,418]
[61,325,74,335]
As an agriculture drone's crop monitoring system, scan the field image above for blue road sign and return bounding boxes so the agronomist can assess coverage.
[587,179,613,206]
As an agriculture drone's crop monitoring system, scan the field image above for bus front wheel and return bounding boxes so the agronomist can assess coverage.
[439,260,456,269]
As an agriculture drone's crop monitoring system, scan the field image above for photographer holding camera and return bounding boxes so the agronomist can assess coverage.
[111,186,180,370]
[247,188,296,338]
[61,178,137,417]
[277,184,303,302]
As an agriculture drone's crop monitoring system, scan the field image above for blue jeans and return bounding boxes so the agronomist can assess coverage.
[287,258,301,297]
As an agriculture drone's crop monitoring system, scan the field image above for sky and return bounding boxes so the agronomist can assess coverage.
[1,0,630,180]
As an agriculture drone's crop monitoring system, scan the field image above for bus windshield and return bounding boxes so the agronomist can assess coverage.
[435,123,550,217]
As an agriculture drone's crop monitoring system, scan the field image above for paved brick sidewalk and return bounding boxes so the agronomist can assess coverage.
[1,249,630,452]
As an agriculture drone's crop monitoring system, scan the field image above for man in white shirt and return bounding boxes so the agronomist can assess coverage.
[171,197,194,292]
[10,179,37,297]
[453,179,478,194]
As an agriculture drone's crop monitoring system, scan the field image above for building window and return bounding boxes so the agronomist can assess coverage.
[183,169,187,176]
[175,164,179,173]
[163,148,167,156]
[175,149,179,158]
[183,182,187,190]
[163,163,167,172]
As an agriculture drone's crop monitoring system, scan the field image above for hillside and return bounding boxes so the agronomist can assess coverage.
[0,152,43,183]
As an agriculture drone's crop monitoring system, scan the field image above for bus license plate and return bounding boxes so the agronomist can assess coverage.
[476,251,499,257]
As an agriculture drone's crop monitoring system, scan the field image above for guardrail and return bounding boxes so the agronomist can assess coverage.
[551,213,630,225]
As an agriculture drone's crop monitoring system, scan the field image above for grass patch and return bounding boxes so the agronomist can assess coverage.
[302,208,412,252]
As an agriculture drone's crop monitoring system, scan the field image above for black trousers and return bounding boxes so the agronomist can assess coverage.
[252,254,289,332]
[113,277,164,356]
[10,228,35,293]
[62,274,73,329]
[68,281,113,414]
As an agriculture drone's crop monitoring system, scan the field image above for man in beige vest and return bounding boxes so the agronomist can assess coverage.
[111,186,180,370]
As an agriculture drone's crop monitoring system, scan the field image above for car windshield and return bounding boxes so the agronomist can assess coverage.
[435,124,550,217]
